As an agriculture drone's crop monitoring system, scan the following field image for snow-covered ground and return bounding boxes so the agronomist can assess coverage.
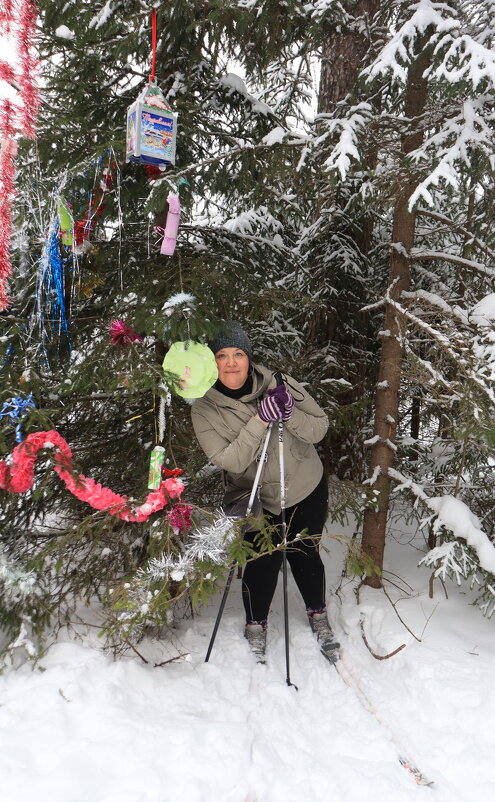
[2,511,494,802]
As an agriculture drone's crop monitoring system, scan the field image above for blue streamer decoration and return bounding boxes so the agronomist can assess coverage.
[0,394,36,442]
[45,222,71,341]
[34,217,71,360]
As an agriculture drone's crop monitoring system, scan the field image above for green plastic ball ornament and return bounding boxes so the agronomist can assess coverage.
[163,341,218,398]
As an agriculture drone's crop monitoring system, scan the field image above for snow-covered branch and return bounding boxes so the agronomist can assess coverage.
[364,0,458,83]
[408,100,495,209]
[315,103,373,179]
[389,469,495,576]
[416,208,495,265]
[386,295,495,405]
[410,247,495,280]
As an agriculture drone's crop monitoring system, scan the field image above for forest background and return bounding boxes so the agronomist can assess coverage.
[1,0,495,663]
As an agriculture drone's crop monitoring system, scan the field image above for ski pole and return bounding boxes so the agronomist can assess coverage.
[274,373,296,690]
[205,422,273,663]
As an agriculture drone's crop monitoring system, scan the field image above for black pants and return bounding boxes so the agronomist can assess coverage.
[242,474,328,623]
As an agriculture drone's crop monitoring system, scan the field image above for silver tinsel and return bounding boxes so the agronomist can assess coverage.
[140,514,236,583]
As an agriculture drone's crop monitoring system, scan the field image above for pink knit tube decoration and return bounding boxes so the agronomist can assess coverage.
[160,194,180,255]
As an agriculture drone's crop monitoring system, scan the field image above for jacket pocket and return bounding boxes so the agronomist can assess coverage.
[289,438,311,461]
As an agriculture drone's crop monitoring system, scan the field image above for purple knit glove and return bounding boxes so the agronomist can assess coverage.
[257,393,284,423]
[269,385,294,420]
[258,386,295,422]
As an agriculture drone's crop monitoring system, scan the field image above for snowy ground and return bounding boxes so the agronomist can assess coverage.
[2,510,495,802]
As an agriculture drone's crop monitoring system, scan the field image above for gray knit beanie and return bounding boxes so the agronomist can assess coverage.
[208,320,252,361]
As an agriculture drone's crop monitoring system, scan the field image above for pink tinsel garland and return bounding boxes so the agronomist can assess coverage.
[0,0,40,311]
[0,431,184,523]
[0,103,16,310]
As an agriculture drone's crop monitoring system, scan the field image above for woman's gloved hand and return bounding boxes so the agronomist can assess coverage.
[258,385,294,423]
[273,385,294,420]
[257,392,284,423]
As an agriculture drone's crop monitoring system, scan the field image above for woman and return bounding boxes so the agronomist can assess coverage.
[191,321,339,663]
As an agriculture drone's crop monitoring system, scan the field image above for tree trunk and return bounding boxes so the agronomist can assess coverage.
[361,42,431,587]
[318,1,380,114]
[317,1,380,480]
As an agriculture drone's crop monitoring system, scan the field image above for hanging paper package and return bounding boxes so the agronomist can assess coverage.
[126,83,177,168]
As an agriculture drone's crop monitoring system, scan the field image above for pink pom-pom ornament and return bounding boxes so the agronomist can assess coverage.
[109,319,143,346]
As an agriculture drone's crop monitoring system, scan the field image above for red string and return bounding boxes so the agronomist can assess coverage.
[150,7,157,83]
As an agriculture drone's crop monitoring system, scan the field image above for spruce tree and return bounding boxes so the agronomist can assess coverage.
[0,0,348,659]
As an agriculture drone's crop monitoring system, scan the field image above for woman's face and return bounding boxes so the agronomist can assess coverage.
[215,347,250,390]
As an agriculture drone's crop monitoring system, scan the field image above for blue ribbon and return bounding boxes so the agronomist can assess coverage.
[0,394,36,442]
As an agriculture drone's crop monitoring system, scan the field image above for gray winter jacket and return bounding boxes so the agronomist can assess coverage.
[191,364,328,514]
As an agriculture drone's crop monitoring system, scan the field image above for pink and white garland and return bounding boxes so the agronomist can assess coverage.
[0,430,184,522]
[0,0,40,310]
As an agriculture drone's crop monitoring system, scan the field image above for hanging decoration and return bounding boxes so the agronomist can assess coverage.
[108,319,143,346]
[162,341,218,399]
[125,7,177,169]
[142,513,235,583]
[156,193,180,256]
[35,217,71,344]
[0,105,16,310]
[166,502,193,535]
[148,444,165,489]
[57,196,74,247]
[0,393,35,442]
[74,163,114,251]
[32,154,118,360]
[0,430,184,522]
[0,0,40,311]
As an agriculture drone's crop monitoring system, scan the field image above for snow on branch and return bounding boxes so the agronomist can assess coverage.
[0,549,36,599]
[223,206,284,237]
[364,0,458,83]
[410,246,495,281]
[314,103,372,180]
[430,32,495,89]
[408,100,495,209]
[385,295,495,405]
[421,540,481,587]
[389,468,495,576]
[404,343,460,393]
[218,73,277,119]
[416,208,495,265]
[427,496,495,575]
[401,289,469,326]
[89,0,116,30]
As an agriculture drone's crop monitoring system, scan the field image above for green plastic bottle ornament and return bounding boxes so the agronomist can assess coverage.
[162,341,217,399]
[57,196,74,246]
